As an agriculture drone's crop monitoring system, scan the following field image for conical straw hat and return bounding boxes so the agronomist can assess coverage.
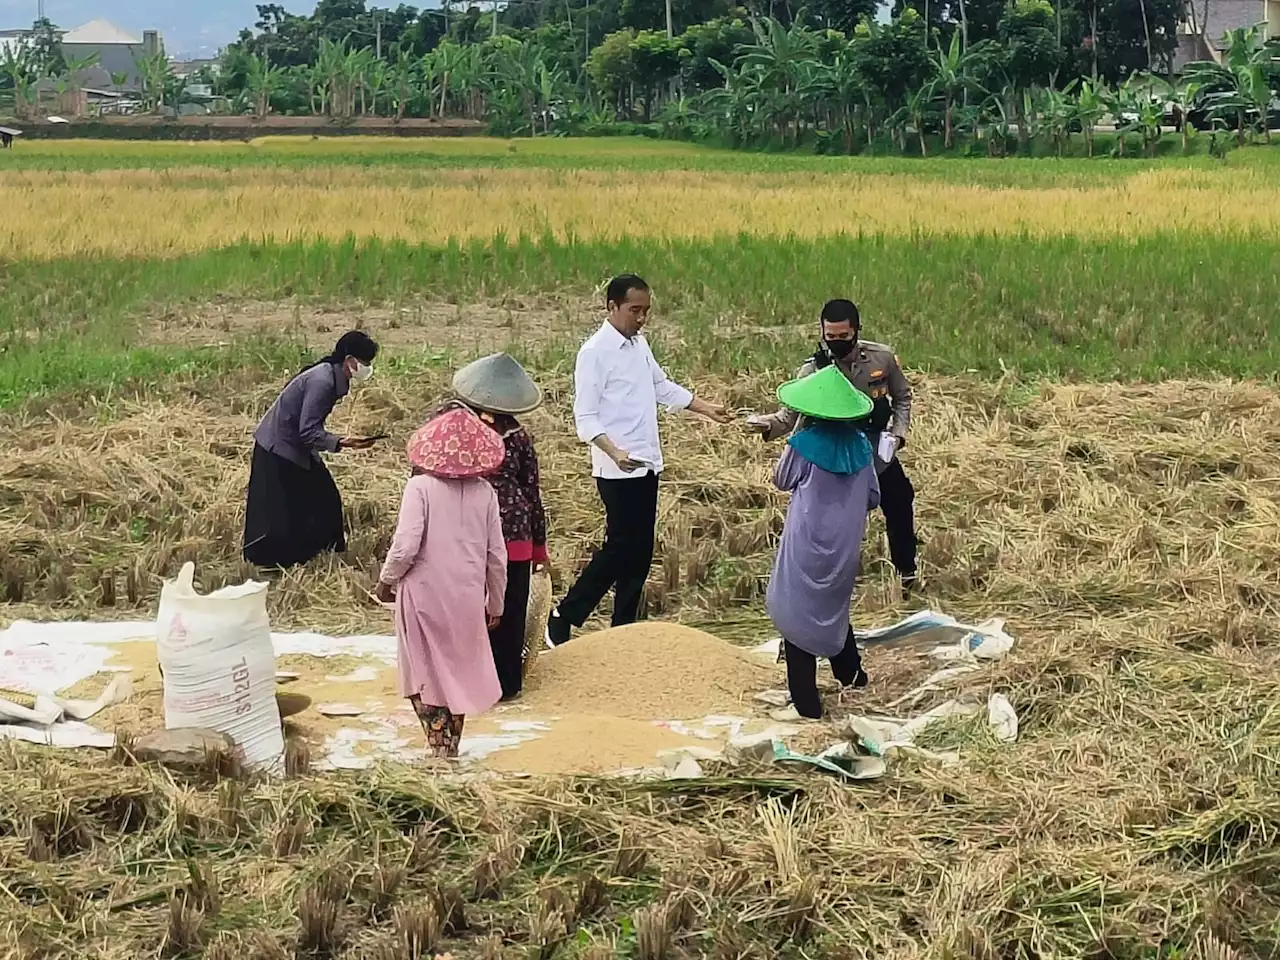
[406,407,505,478]
[776,364,874,421]
[452,352,543,415]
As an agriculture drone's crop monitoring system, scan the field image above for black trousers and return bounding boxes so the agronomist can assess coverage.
[556,473,659,629]
[489,559,531,701]
[878,459,918,579]
[784,626,865,720]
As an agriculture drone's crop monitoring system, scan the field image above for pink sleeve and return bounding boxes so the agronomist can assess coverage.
[379,478,427,584]
[484,487,508,619]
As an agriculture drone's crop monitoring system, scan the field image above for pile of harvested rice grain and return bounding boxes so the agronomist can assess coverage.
[481,715,704,776]
[519,622,775,721]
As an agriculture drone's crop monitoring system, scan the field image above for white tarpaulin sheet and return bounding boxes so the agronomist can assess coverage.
[0,618,398,696]
[751,609,1015,667]
[0,618,399,755]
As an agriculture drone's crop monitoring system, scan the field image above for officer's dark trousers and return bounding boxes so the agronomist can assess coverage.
[878,459,918,579]
[556,472,659,629]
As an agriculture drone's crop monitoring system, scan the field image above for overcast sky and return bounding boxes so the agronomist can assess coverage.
[0,0,262,56]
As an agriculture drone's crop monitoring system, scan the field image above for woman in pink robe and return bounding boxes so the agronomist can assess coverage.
[376,407,508,759]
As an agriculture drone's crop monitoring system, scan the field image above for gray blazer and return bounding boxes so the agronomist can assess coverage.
[253,362,349,469]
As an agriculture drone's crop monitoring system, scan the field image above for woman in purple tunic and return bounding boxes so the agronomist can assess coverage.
[765,365,880,721]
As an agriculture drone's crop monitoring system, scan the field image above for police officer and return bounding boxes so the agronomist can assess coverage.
[749,298,919,595]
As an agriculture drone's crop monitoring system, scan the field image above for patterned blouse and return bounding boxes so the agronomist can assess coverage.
[431,402,548,563]
[486,416,548,563]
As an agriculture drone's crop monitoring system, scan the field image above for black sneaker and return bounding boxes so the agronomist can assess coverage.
[545,608,571,647]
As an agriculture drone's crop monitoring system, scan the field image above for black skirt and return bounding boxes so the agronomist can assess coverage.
[242,443,346,568]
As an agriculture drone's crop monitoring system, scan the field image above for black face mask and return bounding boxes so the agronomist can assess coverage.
[824,338,855,360]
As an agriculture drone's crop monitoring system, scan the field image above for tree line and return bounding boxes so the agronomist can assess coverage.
[2,0,1279,155]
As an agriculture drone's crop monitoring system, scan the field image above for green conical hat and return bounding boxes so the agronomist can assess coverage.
[776,364,874,421]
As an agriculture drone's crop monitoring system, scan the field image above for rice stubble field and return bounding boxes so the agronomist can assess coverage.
[1,138,1279,959]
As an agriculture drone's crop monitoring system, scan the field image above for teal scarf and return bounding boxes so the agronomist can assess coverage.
[787,420,873,475]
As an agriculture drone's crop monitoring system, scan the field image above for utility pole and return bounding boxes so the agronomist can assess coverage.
[493,0,500,38]
[37,0,45,21]
[665,0,675,102]
[375,13,382,59]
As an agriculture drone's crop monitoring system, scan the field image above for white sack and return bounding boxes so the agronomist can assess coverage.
[156,562,283,772]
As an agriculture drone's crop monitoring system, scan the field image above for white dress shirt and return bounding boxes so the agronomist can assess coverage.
[573,321,693,479]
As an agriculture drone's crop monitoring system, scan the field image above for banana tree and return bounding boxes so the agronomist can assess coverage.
[57,51,100,117]
[735,16,818,145]
[389,48,416,121]
[431,40,465,117]
[978,92,1012,156]
[1183,24,1276,144]
[533,58,564,135]
[134,50,173,114]
[2,47,36,119]
[244,52,283,119]
[1152,75,1200,152]
[702,58,758,145]
[1074,78,1106,157]
[926,33,991,149]
[1101,80,1134,157]
[1037,80,1076,156]
[1222,24,1275,143]
[889,82,932,155]
[417,54,439,118]
[822,43,865,153]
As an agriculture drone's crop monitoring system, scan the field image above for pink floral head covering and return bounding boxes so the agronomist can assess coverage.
[406,407,505,478]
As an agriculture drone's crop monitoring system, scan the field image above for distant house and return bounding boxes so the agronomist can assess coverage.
[1175,0,1280,68]
[59,19,163,92]
[171,58,219,81]
[0,27,32,59]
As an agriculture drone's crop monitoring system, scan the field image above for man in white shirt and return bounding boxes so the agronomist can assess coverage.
[547,274,729,645]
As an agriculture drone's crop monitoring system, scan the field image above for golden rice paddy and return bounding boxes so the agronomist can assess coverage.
[2,162,1279,258]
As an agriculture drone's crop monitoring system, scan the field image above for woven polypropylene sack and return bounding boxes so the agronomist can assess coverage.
[522,568,553,679]
[156,562,284,772]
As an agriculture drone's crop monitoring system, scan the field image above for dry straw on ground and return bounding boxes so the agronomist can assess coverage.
[3,165,1280,258]
[2,357,1280,955]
